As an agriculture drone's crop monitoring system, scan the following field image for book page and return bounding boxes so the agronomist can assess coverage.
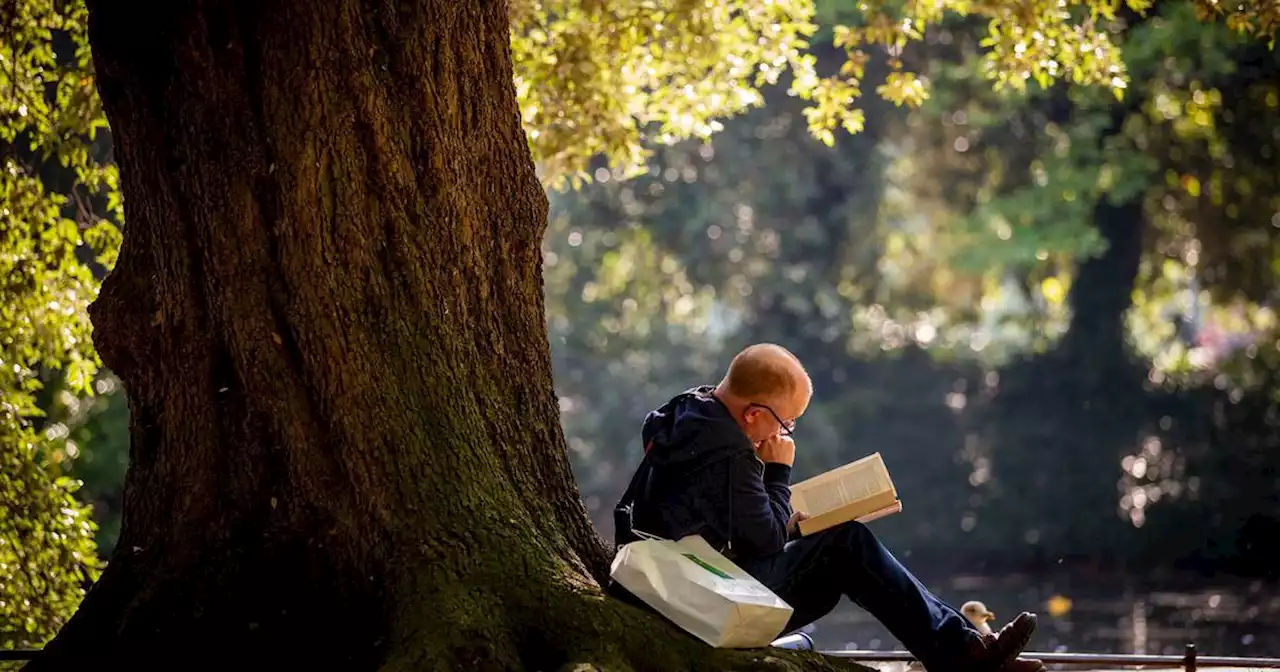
[791,453,892,517]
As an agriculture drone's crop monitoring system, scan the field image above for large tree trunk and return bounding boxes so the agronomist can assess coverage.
[25,1,864,670]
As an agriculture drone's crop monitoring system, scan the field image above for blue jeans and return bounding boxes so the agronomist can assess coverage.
[737,521,980,668]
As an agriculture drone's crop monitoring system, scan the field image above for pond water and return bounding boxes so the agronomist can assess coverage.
[799,569,1279,660]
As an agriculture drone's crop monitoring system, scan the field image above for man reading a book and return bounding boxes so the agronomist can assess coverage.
[614,343,1045,672]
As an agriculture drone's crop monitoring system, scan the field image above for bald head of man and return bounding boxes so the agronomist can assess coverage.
[713,343,812,444]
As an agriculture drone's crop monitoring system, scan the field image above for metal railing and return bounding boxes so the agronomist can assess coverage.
[822,644,1280,670]
[769,635,1280,670]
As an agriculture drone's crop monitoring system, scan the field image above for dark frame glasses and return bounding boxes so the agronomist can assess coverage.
[746,403,796,436]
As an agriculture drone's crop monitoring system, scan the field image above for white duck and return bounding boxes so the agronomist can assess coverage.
[961,600,997,637]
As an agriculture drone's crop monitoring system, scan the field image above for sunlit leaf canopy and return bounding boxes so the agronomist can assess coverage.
[511,0,1279,189]
[533,0,1280,376]
[2,0,115,649]
[521,0,1280,385]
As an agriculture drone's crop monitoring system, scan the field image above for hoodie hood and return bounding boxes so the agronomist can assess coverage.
[641,386,752,466]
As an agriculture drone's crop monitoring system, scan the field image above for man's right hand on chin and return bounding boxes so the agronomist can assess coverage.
[756,435,796,466]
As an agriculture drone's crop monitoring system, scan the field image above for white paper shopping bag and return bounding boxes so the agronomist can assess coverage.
[610,533,793,648]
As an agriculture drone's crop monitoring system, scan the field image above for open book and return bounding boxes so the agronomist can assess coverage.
[789,452,902,536]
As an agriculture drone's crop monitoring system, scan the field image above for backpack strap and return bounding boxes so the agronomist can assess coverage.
[612,441,655,548]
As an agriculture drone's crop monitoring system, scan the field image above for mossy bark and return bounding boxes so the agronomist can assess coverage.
[22,0,874,670]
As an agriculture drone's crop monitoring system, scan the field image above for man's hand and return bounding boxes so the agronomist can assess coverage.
[787,510,810,534]
[756,435,795,466]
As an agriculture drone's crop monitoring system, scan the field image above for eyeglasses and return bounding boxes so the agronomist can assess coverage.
[747,403,796,436]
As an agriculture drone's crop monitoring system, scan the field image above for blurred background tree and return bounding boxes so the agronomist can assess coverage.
[3,0,1279,657]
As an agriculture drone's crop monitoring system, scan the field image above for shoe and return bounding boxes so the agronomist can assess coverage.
[964,612,1037,671]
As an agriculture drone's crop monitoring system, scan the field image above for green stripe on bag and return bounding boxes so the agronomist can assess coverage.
[682,553,732,579]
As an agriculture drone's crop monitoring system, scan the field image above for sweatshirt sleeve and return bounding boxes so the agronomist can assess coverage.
[726,454,793,556]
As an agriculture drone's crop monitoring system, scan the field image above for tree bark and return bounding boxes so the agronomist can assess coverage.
[25,1,868,670]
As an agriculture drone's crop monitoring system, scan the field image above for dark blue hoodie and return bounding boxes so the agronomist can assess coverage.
[613,386,794,560]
